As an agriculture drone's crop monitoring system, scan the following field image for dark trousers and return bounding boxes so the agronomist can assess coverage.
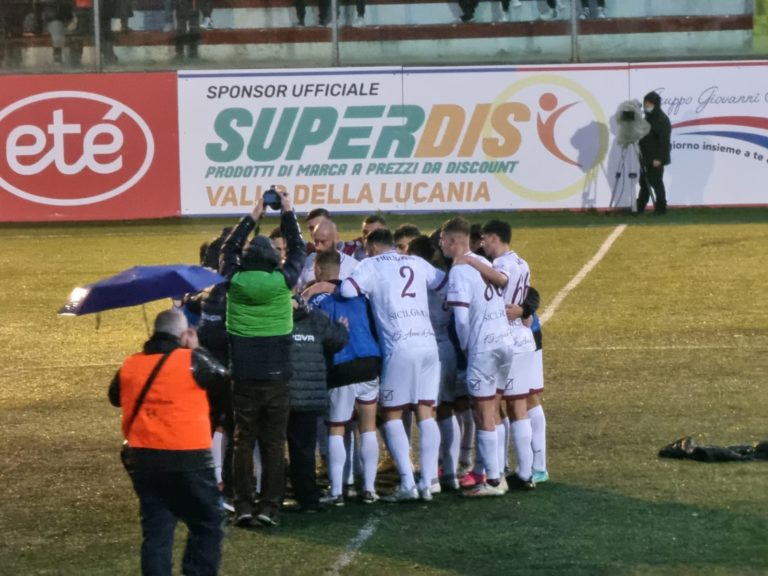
[638,163,667,213]
[295,0,330,25]
[232,382,290,517]
[71,6,117,65]
[287,410,322,508]
[131,467,223,576]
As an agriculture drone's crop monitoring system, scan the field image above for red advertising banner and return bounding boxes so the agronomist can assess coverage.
[0,73,180,222]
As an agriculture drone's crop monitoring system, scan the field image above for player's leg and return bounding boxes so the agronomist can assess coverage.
[497,397,509,481]
[437,403,460,490]
[355,379,380,502]
[323,385,356,505]
[528,348,548,482]
[414,348,441,500]
[505,351,536,489]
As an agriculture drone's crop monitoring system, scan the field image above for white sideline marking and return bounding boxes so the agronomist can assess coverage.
[327,516,381,576]
[539,224,627,326]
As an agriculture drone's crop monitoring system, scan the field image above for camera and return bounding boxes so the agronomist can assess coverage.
[620,109,636,123]
[614,100,651,148]
[262,186,282,210]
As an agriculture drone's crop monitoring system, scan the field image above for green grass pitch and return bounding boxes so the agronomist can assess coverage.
[0,208,766,575]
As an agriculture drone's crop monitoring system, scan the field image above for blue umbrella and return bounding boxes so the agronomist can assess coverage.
[59,265,226,316]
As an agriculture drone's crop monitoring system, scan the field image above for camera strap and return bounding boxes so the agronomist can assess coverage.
[124,351,173,440]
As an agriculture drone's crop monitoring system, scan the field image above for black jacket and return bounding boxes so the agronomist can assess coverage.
[288,306,348,412]
[639,91,672,166]
[220,210,306,386]
[108,332,229,471]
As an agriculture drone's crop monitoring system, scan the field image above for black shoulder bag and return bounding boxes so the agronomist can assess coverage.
[120,352,173,477]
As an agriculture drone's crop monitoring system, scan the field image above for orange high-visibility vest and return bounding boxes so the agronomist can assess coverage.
[119,349,211,451]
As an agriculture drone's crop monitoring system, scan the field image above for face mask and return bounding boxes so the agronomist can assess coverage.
[644,105,655,114]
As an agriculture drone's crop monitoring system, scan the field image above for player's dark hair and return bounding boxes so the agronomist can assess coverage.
[393,224,421,242]
[305,208,330,221]
[315,249,341,269]
[482,219,511,244]
[441,217,471,236]
[470,224,483,243]
[407,235,435,261]
[365,228,394,247]
[364,214,387,226]
[268,226,282,240]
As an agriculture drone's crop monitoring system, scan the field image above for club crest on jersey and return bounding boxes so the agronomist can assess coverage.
[468,379,481,392]
[505,379,514,390]
[382,390,394,401]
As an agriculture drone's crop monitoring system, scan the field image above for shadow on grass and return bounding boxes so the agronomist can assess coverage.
[274,482,768,575]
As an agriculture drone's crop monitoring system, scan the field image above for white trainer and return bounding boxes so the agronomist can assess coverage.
[382,486,419,503]
[461,483,505,497]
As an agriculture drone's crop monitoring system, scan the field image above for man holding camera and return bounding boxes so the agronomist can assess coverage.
[219,189,306,528]
[109,309,229,576]
[638,91,672,215]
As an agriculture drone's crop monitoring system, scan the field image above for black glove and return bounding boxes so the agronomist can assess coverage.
[521,287,540,320]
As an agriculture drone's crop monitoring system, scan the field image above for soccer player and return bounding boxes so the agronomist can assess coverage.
[296,219,358,292]
[309,251,382,505]
[394,224,422,255]
[440,217,512,497]
[455,219,538,489]
[340,228,446,502]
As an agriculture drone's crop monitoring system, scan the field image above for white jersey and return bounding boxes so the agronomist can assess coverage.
[296,250,358,293]
[493,250,536,353]
[342,251,445,354]
[428,280,452,344]
[446,252,511,354]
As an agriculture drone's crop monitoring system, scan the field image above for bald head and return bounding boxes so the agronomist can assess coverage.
[312,219,338,254]
[154,309,188,338]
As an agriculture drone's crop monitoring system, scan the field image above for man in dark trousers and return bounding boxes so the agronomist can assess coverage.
[638,91,672,215]
[219,190,306,528]
[109,309,229,576]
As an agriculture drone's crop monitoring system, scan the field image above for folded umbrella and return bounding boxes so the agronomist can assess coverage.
[59,265,226,316]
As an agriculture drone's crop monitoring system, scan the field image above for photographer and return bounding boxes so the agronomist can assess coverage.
[108,309,228,576]
[638,91,672,215]
[219,189,306,528]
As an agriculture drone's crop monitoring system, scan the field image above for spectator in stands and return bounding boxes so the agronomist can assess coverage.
[201,0,214,29]
[580,0,606,20]
[350,0,366,27]
[41,0,73,65]
[175,0,201,60]
[0,0,30,68]
[539,0,563,20]
[71,0,118,65]
[295,0,331,27]
[117,0,133,31]
[459,0,521,23]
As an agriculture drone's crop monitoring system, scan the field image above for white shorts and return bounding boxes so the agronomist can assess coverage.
[436,339,459,405]
[327,378,379,425]
[530,349,544,395]
[380,345,440,410]
[466,347,513,400]
[503,349,537,399]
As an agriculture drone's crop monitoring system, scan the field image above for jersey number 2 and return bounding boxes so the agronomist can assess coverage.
[400,266,416,298]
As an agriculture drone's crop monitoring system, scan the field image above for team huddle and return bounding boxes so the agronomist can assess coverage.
[201,206,548,522]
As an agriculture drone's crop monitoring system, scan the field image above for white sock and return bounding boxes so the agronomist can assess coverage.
[328,435,346,497]
[360,431,379,493]
[343,425,355,486]
[418,418,440,490]
[502,416,511,470]
[477,429,499,481]
[212,430,224,485]
[512,419,534,481]
[458,409,475,466]
[529,405,547,472]
[495,423,506,477]
[383,419,416,490]
[438,415,460,478]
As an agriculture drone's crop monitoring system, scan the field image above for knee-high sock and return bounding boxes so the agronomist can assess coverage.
[343,424,356,486]
[360,431,379,493]
[511,419,534,481]
[458,408,475,466]
[212,430,225,485]
[502,416,510,470]
[495,423,506,477]
[383,419,416,490]
[418,418,440,490]
[529,405,547,472]
[438,415,460,478]
[328,435,346,497]
[477,429,499,481]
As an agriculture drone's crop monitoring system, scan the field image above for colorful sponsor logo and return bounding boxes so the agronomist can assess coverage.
[0,91,155,206]
[673,116,768,150]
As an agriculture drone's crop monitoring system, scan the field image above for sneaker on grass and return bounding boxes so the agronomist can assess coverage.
[320,494,345,507]
[462,483,505,497]
[362,491,380,504]
[532,470,550,483]
[382,486,419,503]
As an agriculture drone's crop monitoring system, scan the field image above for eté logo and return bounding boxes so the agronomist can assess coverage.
[0,91,154,207]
